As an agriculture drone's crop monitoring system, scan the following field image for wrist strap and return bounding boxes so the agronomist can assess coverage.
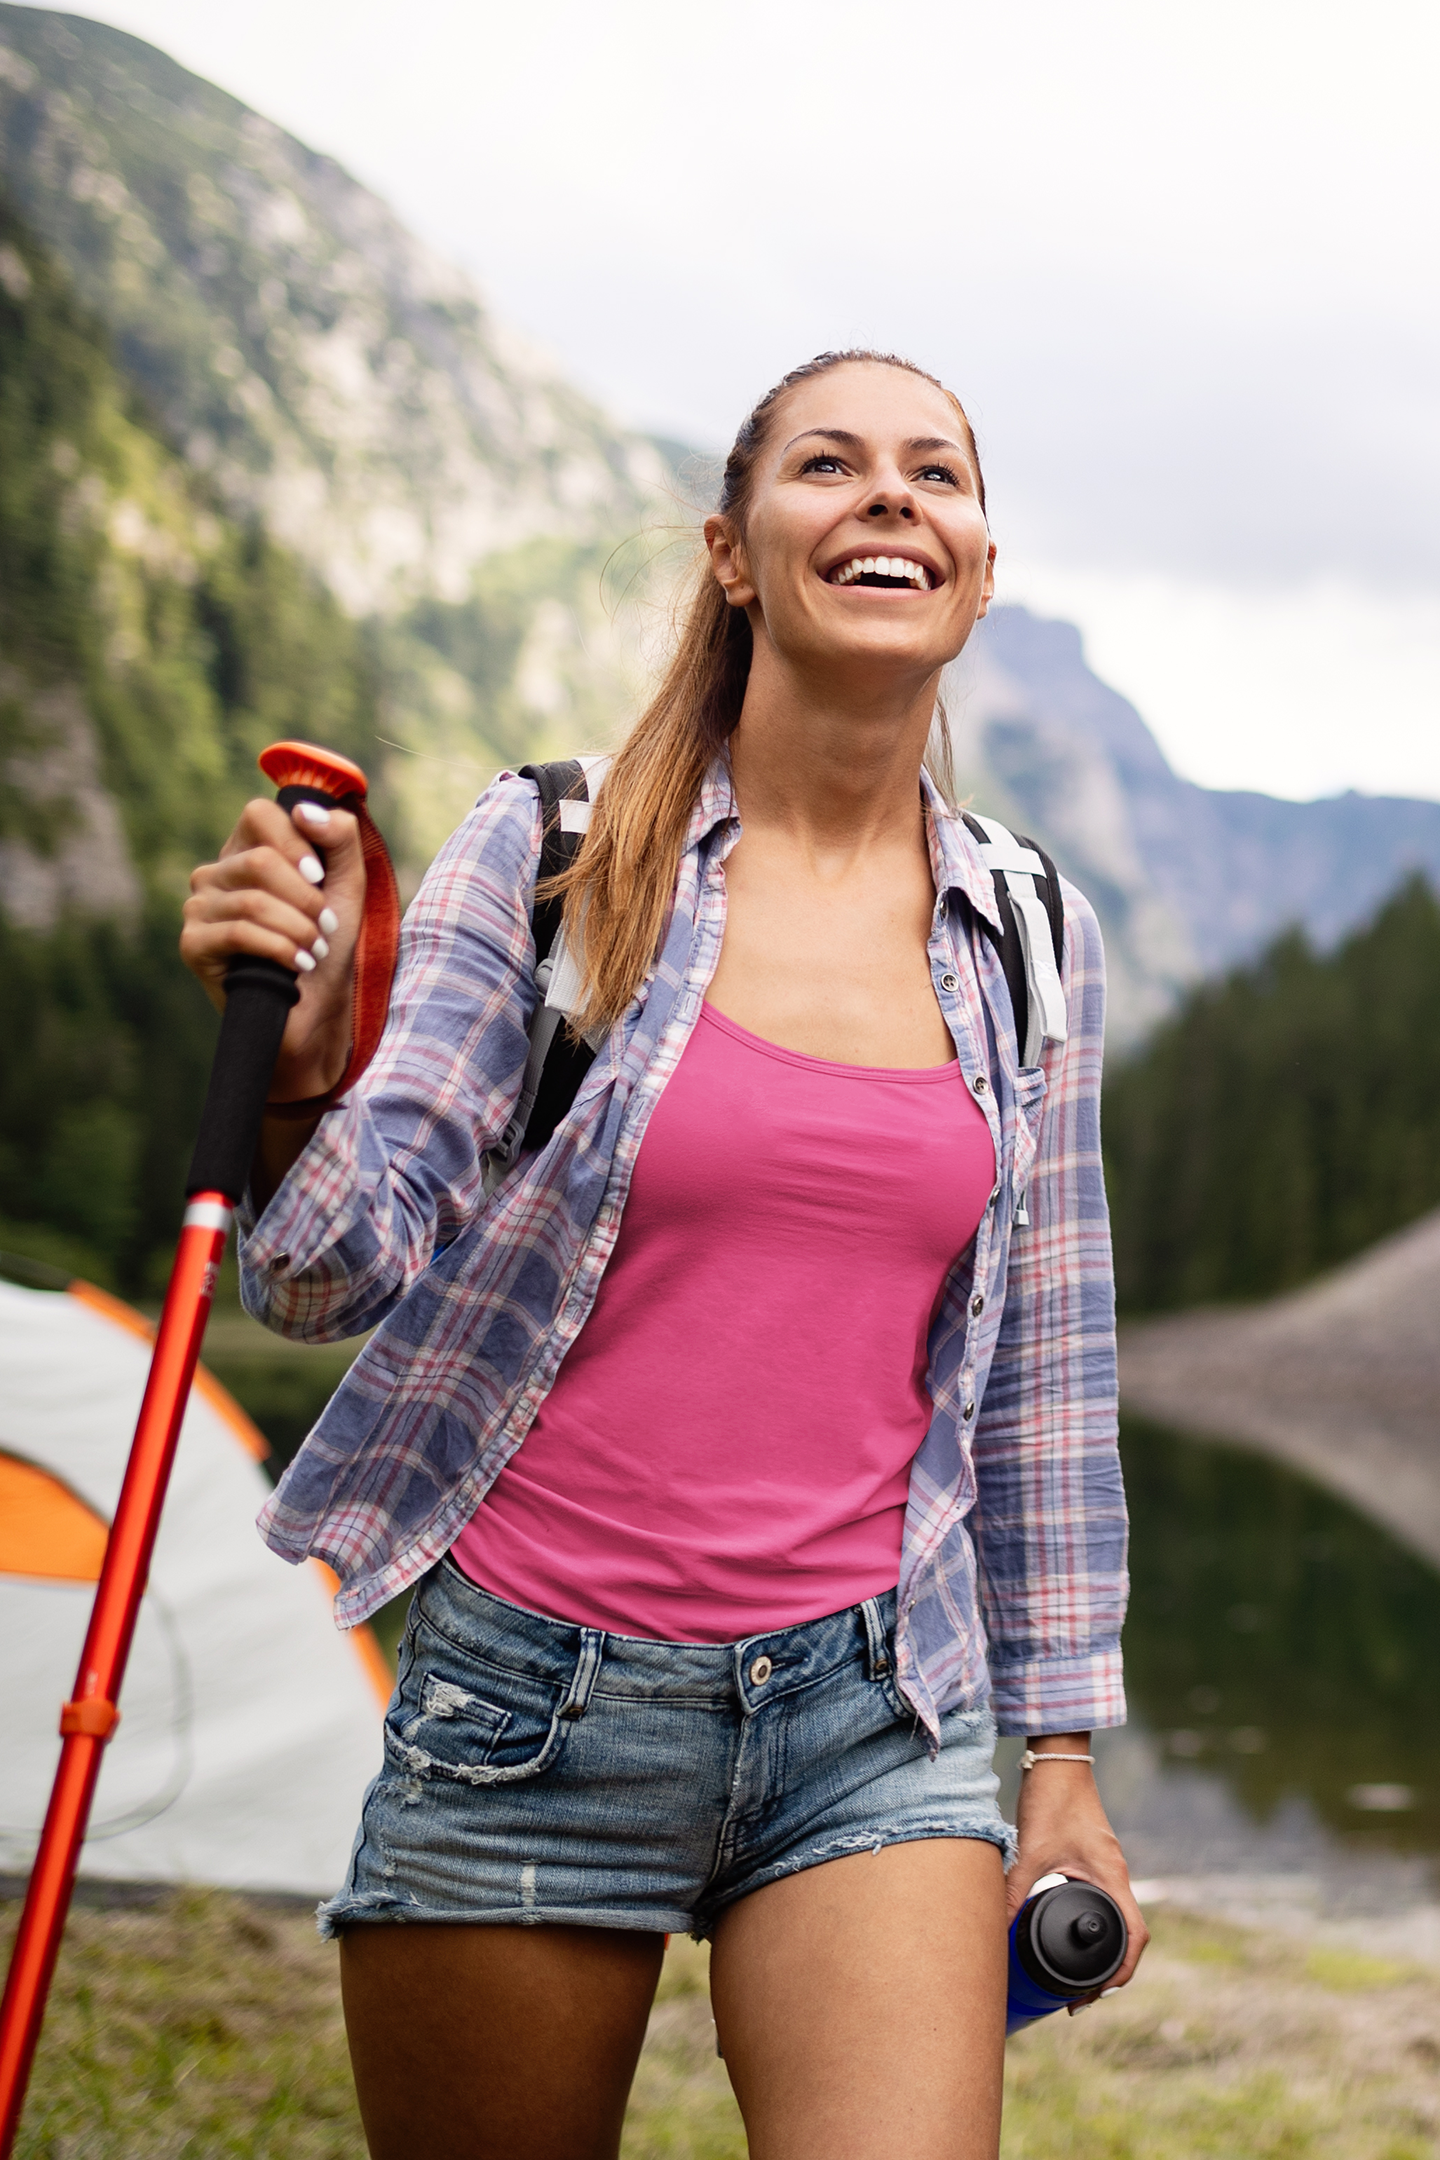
[1020,1749,1095,1769]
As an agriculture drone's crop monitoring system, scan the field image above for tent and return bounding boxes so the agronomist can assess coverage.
[0,1277,388,1896]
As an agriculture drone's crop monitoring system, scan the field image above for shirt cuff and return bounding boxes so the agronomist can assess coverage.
[987,1645,1126,1736]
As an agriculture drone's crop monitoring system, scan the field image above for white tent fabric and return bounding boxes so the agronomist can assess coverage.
[0,1279,386,1896]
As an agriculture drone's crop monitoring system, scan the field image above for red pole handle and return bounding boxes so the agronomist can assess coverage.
[0,742,376,2156]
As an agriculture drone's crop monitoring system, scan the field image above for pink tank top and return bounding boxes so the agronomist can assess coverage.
[450,1002,995,1640]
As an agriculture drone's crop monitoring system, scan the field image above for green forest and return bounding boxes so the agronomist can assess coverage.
[0,192,380,1292]
[1104,874,1440,1310]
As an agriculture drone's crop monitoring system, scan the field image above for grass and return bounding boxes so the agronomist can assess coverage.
[5,1895,1440,2157]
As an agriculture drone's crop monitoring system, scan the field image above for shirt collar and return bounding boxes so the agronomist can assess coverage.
[921,768,1005,935]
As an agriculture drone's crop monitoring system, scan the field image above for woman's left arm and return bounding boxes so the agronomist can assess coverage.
[1008,1739,1149,1993]
[969,883,1144,1982]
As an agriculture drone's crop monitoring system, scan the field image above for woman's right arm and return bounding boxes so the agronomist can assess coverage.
[180,780,543,1341]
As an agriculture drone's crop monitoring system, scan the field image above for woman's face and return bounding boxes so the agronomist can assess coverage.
[706,363,996,692]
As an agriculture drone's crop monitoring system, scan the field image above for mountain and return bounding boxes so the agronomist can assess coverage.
[0,4,663,610]
[0,187,385,1286]
[950,608,1440,1040]
[0,3,684,871]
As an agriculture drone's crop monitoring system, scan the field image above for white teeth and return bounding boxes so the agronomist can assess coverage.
[829,554,932,587]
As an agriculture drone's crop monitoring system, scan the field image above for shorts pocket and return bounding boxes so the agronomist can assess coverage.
[383,1614,590,1787]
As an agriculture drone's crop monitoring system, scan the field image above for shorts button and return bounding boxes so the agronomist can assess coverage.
[749,1654,773,1687]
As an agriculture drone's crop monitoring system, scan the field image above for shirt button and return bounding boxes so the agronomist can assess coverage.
[940,971,958,991]
[970,1294,985,1318]
[963,1400,977,1421]
[749,1655,773,1687]
[972,1074,989,1095]
[988,1184,1001,1208]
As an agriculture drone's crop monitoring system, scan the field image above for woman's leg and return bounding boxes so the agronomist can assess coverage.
[340,1920,667,2160]
[709,1837,1008,2160]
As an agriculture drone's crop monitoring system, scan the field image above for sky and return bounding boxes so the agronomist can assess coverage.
[46,0,1440,802]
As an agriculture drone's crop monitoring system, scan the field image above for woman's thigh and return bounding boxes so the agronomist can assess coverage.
[339,1920,666,2160]
[709,1836,1008,2160]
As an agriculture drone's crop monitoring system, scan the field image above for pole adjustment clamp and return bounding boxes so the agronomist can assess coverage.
[59,1698,120,1740]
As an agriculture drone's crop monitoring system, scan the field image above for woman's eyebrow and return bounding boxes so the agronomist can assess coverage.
[781,427,865,455]
[780,428,967,458]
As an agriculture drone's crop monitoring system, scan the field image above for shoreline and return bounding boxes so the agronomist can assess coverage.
[1117,1207,1440,1572]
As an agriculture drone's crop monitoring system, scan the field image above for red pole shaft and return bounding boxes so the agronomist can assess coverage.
[0,1194,233,2158]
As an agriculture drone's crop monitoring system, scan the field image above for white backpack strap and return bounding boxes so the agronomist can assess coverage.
[970,815,1068,1067]
[544,756,611,1027]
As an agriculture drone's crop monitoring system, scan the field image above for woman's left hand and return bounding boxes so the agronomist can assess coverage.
[1007,1734,1150,2002]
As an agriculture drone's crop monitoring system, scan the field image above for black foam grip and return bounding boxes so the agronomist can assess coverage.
[185,958,300,1199]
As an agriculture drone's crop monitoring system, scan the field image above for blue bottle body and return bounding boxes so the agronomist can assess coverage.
[1006,1875,1127,2036]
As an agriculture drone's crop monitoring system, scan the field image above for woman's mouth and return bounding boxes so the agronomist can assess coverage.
[826,554,936,591]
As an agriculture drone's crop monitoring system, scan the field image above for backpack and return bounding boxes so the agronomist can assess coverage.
[481,760,1069,1197]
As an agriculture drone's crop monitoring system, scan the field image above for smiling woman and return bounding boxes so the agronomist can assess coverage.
[181,349,1134,2160]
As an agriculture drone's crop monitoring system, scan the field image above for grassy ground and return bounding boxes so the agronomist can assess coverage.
[5,1893,1440,2157]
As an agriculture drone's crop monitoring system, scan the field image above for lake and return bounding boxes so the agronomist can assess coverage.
[995,1418,1440,1928]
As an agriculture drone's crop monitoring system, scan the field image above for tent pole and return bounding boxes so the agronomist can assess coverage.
[0,742,387,2158]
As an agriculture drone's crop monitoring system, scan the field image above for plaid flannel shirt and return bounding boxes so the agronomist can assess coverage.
[244,764,1128,1741]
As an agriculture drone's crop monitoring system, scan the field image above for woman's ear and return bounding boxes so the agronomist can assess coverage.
[704,514,756,609]
[975,538,997,620]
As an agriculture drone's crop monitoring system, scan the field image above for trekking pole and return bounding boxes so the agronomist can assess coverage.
[0,742,397,2159]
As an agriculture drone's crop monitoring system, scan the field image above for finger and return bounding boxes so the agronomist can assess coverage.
[218,796,321,865]
[184,886,332,970]
[196,845,332,926]
[287,801,364,891]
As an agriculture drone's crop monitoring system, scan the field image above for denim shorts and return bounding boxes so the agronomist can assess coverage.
[320,1559,1016,1940]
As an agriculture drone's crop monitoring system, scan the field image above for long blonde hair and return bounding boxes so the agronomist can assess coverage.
[553,350,986,1029]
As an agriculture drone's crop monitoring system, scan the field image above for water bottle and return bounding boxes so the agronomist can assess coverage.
[1007,1872,1127,2034]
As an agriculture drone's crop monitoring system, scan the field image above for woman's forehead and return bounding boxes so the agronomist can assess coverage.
[771,362,963,448]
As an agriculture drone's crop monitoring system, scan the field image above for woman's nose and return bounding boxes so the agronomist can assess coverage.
[865,495,915,521]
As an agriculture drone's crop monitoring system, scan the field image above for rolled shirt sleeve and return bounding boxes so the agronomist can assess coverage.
[969,883,1129,1734]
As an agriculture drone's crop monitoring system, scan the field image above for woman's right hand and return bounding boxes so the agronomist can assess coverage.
[181,797,367,1106]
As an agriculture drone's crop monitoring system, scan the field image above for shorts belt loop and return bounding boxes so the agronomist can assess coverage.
[859,1598,892,1681]
[559,1628,604,1721]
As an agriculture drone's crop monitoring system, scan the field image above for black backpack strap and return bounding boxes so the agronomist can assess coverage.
[494,759,599,1167]
[520,757,587,964]
[961,813,1065,1064]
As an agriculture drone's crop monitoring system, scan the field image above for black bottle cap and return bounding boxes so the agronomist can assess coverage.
[1015,1879,1127,1995]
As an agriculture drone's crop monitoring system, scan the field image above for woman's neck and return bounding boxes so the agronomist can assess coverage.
[726,641,941,855]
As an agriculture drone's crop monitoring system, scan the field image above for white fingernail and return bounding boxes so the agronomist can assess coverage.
[318,907,339,935]
[294,948,317,972]
[312,934,329,959]
[1101,1987,1123,1997]
[299,856,324,885]
[298,803,332,827]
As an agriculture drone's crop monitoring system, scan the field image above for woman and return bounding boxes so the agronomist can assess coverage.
[182,350,1143,2160]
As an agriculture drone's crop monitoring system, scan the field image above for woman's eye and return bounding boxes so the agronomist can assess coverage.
[918,463,960,486]
[799,453,846,475]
